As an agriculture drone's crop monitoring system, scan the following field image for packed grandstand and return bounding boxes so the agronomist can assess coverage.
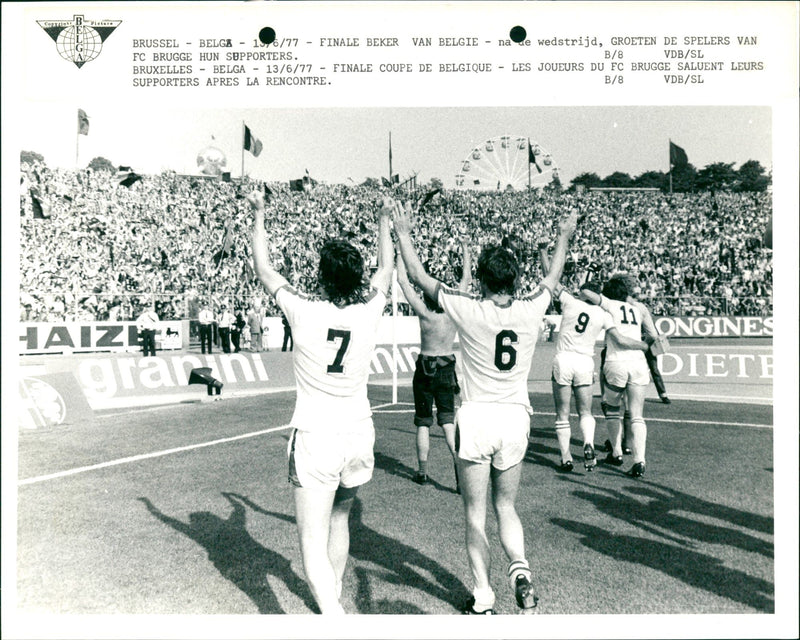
[19,161,772,324]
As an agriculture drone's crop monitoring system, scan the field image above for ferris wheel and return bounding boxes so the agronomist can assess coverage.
[454,135,558,191]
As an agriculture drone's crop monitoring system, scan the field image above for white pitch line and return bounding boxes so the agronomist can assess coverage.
[372,406,771,430]
[18,424,292,487]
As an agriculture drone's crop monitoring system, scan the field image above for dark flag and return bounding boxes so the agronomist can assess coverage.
[418,188,440,209]
[669,141,688,167]
[119,172,142,188]
[213,222,234,268]
[243,125,263,157]
[528,143,542,173]
[78,109,90,135]
[244,260,255,281]
[381,177,392,188]
[30,189,50,219]
[473,179,481,185]
[289,178,305,192]
[391,173,400,184]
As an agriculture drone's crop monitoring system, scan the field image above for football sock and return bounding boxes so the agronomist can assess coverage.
[579,414,596,448]
[604,406,622,456]
[471,586,496,612]
[554,420,571,461]
[418,460,428,475]
[630,418,647,464]
[507,559,532,588]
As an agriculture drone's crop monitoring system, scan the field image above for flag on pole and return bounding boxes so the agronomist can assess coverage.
[243,125,263,157]
[30,189,51,219]
[528,142,542,173]
[669,141,688,167]
[417,188,441,209]
[213,221,234,268]
[117,166,142,187]
[78,109,90,135]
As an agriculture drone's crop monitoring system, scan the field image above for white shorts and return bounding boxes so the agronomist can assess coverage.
[288,419,375,491]
[552,351,595,387]
[455,402,531,470]
[604,359,651,388]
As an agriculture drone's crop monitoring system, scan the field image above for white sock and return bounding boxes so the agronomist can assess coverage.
[554,421,571,461]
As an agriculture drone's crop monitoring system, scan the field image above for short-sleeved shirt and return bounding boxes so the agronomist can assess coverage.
[556,291,615,357]
[436,283,551,407]
[601,297,647,363]
[276,284,387,432]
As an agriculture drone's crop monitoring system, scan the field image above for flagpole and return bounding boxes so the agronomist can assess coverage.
[391,268,398,405]
[668,139,673,195]
[527,138,531,190]
[388,131,393,184]
[242,121,246,179]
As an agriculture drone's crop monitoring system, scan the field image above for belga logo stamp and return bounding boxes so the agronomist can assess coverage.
[37,15,121,68]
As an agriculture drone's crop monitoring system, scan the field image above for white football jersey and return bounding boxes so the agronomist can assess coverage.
[601,297,647,363]
[556,291,615,357]
[437,283,551,406]
[276,285,386,431]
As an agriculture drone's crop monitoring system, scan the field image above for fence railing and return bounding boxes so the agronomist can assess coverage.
[18,288,773,323]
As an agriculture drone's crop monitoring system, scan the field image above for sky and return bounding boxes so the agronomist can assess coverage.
[21,104,772,189]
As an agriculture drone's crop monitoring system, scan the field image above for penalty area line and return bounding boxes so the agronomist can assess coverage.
[18,424,292,487]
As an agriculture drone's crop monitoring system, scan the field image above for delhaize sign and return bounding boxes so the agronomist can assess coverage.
[19,321,185,355]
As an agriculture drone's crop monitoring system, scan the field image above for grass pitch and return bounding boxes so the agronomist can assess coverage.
[16,386,773,619]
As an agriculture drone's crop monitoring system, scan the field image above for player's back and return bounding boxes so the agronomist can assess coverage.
[556,291,612,357]
[418,310,458,356]
[438,285,551,406]
[603,297,646,362]
[276,285,386,431]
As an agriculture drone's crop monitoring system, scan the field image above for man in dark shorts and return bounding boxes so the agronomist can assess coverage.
[397,243,470,490]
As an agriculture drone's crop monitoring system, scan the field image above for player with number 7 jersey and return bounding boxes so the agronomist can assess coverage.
[249,189,394,615]
[274,285,386,431]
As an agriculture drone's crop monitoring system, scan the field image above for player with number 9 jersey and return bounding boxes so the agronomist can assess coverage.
[275,285,386,433]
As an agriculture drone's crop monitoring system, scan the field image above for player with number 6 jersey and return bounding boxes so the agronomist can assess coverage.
[394,198,577,615]
[249,189,394,615]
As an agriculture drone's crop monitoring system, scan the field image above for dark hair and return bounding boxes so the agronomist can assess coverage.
[476,245,518,295]
[318,239,365,306]
[602,277,629,302]
[580,280,602,295]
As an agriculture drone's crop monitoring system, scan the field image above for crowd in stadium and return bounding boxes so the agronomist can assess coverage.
[19,160,772,323]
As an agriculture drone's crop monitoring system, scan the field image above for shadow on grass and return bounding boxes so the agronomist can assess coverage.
[223,493,468,614]
[563,478,773,557]
[552,518,774,612]
[348,498,469,613]
[374,450,459,494]
[138,494,318,614]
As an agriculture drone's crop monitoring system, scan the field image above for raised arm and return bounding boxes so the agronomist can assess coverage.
[540,209,578,293]
[370,198,394,295]
[537,239,551,279]
[248,191,289,298]
[392,200,441,302]
[396,253,429,316]
[458,236,472,292]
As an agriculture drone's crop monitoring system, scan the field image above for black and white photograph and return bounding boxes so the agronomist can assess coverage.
[2,2,797,639]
